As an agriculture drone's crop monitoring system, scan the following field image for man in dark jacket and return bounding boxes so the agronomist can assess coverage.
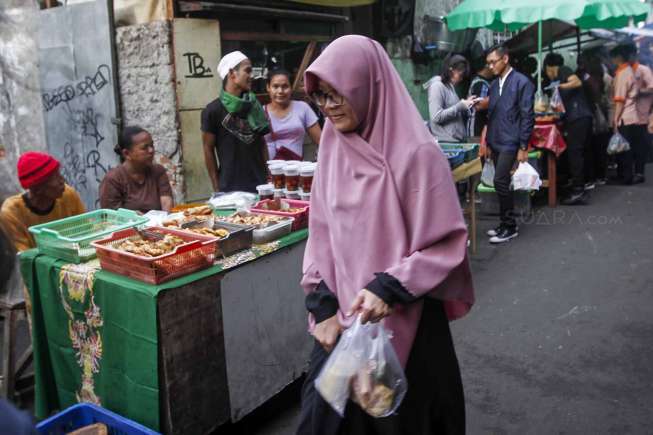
[485,45,535,244]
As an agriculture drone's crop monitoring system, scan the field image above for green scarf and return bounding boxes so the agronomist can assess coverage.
[220,91,271,135]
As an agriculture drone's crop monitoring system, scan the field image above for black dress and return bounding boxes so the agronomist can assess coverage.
[296,288,466,435]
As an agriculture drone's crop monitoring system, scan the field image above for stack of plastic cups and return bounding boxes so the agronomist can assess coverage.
[299,163,315,202]
[284,163,300,199]
[269,161,286,191]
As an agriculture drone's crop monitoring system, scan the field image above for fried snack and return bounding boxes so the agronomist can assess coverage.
[534,102,548,113]
[162,219,179,227]
[351,366,395,417]
[354,384,394,417]
[219,213,280,227]
[183,205,213,216]
[187,227,229,239]
[116,234,185,257]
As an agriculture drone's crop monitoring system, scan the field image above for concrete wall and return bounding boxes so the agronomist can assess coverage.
[386,35,440,121]
[115,20,185,204]
[0,2,46,202]
[386,0,496,122]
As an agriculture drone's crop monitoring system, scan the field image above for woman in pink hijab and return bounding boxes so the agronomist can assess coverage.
[297,35,475,435]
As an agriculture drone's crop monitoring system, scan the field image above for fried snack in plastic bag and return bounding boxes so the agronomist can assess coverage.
[607,132,630,155]
[550,87,566,114]
[315,316,407,418]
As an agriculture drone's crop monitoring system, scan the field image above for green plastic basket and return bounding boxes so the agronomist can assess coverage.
[29,208,148,264]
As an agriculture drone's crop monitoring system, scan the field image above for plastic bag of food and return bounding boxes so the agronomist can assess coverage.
[534,92,549,114]
[607,132,630,155]
[315,316,407,418]
[481,160,495,187]
[512,162,542,191]
[550,87,566,114]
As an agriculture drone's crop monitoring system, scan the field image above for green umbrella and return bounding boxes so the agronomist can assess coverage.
[445,0,650,93]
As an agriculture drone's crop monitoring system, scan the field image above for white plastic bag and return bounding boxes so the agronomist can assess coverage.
[512,162,542,191]
[209,191,258,210]
[481,160,495,187]
[315,316,408,418]
[142,210,169,227]
[607,132,630,155]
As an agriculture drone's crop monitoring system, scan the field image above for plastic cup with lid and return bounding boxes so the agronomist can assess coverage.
[299,191,311,202]
[257,184,275,201]
[299,164,315,193]
[284,164,300,191]
[284,189,301,200]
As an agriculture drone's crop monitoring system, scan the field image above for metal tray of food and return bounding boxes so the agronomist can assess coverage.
[163,217,254,257]
[213,222,254,257]
[217,211,294,244]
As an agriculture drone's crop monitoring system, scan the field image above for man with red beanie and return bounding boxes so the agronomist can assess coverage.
[1,151,85,252]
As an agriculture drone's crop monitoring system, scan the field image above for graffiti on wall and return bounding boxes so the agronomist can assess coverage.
[42,64,111,112]
[39,1,119,210]
[41,64,116,209]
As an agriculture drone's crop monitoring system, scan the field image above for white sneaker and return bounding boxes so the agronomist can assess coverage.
[487,225,518,237]
[489,227,519,244]
[487,225,502,237]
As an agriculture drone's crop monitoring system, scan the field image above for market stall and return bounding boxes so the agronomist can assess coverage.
[443,144,482,254]
[20,193,314,434]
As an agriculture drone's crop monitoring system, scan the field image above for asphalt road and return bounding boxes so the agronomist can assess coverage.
[223,172,653,435]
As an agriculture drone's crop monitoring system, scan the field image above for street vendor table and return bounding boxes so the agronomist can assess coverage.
[452,157,482,254]
[528,122,568,207]
[20,229,312,434]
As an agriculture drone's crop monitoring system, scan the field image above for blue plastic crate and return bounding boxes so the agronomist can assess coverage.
[36,403,159,435]
[445,150,466,169]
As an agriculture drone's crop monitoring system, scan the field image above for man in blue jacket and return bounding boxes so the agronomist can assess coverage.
[485,45,535,244]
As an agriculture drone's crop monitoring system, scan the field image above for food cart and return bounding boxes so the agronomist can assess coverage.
[21,205,313,434]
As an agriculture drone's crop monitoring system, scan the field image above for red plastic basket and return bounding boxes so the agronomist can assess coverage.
[91,227,217,284]
[250,199,310,231]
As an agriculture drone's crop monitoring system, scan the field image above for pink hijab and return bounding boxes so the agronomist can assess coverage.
[301,35,474,366]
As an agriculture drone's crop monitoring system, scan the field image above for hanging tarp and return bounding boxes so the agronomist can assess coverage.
[286,0,376,6]
[506,20,578,54]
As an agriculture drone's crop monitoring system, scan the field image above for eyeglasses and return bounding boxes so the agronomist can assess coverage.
[311,90,345,107]
[487,58,504,66]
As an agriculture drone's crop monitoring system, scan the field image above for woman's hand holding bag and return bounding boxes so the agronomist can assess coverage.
[348,289,392,324]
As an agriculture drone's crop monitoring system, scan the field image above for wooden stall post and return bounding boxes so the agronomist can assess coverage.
[293,41,317,93]
[547,151,557,207]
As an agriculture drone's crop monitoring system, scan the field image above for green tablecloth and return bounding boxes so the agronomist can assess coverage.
[20,229,308,431]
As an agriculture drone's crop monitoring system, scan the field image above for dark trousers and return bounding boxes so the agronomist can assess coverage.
[492,149,518,229]
[565,117,592,190]
[618,124,648,182]
[586,132,610,181]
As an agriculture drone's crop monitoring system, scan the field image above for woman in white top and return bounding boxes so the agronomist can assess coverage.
[264,69,322,160]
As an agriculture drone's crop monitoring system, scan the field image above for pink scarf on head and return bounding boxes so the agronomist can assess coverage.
[301,35,474,366]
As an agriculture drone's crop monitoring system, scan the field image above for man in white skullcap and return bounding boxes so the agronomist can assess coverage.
[201,51,270,193]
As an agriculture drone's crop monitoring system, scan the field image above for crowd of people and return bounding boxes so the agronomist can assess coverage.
[1,35,652,435]
[426,41,653,244]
